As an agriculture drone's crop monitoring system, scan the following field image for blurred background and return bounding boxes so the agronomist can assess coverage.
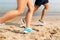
[0,0,60,16]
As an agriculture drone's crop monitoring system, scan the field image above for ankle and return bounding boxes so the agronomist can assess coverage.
[26,26,31,28]
[39,19,44,21]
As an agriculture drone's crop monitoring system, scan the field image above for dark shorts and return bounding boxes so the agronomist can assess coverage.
[35,0,49,6]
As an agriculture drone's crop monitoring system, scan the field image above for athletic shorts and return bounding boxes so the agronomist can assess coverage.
[35,0,49,6]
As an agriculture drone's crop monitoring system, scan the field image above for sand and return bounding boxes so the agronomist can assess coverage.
[0,16,60,40]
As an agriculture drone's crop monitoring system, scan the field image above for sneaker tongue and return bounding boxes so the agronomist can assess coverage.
[27,28,32,30]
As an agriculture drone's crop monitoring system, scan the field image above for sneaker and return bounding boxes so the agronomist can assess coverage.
[24,27,35,33]
[32,20,46,26]
[19,18,26,27]
[39,20,46,26]
[0,23,4,28]
[21,18,26,24]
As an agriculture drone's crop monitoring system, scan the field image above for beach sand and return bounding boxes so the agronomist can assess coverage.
[0,16,60,40]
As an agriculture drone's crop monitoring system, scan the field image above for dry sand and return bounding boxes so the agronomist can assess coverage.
[0,16,60,40]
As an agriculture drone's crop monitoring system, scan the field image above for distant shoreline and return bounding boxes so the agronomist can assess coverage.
[0,12,60,17]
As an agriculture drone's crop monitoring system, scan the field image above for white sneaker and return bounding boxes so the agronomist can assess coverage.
[0,23,5,28]
[20,18,26,27]
[39,20,46,26]
[32,20,46,26]
[21,18,26,24]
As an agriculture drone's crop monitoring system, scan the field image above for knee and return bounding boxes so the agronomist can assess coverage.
[17,9,24,14]
[28,6,34,12]
[18,10,24,14]
[44,5,49,10]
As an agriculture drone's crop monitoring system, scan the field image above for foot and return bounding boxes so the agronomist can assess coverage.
[32,19,46,26]
[21,18,26,24]
[39,20,46,26]
[19,18,26,27]
[0,23,4,28]
[24,27,35,33]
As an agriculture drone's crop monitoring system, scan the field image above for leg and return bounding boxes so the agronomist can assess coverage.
[0,0,28,23]
[25,1,41,27]
[33,0,42,12]
[34,5,40,12]
[25,0,34,28]
[41,3,49,21]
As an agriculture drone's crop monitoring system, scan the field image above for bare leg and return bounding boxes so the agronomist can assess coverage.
[34,5,40,12]
[0,0,28,23]
[32,3,49,21]
[25,0,34,27]
[25,4,40,27]
[41,3,49,21]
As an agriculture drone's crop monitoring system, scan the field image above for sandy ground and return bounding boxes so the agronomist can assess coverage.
[0,16,60,40]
